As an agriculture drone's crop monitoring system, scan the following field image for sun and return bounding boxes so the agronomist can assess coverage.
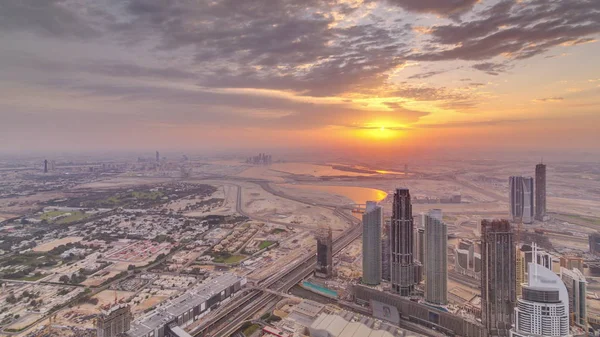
[380,126,385,131]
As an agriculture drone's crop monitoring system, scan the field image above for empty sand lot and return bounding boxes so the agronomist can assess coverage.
[33,237,83,252]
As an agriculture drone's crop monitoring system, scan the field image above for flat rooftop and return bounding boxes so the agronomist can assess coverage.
[128,273,243,336]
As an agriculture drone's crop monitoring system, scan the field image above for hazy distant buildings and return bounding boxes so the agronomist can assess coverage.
[424,211,447,306]
[362,201,382,285]
[155,151,159,163]
[390,188,417,296]
[511,256,569,337]
[247,153,272,165]
[481,219,516,337]
[535,163,547,221]
[43,159,48,173]
[96,304,132,337]
[509,176,534,224]
[560,267,587,329]
[315,226,333,279]
[589,233,600,256]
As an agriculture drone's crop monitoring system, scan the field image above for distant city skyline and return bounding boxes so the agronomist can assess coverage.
[1,1,600,153]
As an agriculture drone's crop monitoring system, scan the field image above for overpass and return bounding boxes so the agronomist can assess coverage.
[189,212,362,337]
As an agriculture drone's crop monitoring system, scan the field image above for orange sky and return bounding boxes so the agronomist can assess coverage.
[0,0,599,154]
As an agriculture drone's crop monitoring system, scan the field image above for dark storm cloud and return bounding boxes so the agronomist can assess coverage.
[472,62,511,75]
[410,0,600,62]
[385,0,479,16]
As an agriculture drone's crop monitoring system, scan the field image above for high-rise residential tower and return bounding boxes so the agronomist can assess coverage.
[315,226,333,278]
[414,228,425,266]
[511,252,570,337]
[381,220,391,282]
[509,176,534,224]
[535,163,546,221]
[390,188,416,296]
[482,219,516,337]
[424,211,447,306]
[362,201,382,285]
[560,267,587,329]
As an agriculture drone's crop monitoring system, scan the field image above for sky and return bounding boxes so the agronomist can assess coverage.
[1,0,599,155]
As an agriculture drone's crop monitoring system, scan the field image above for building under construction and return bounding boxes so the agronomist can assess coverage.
[315,226,333,278]
[96,303,132,337]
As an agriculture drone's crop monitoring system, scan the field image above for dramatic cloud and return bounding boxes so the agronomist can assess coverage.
[0,0,102,38]
[410,0,600,61]
[408,70,447,79]
[385,0,479,16]
[472,62,511,75]
[0,0,599,152]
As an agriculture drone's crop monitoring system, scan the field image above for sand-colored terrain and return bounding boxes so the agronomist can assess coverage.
[33,237,83,252]
[185,183,237,217]
[132,295,167,314]
[236,166,288,183]
[240,182,348,230]
[268,162,373,177]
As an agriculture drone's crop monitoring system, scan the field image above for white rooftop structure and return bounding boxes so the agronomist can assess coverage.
[511,244,570,337]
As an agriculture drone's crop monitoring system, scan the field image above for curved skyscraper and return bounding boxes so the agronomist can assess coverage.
[511,249,570,337]
[390,188,416,296]
[362,201,382,285]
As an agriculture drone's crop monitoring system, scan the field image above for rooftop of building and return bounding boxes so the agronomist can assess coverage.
[309,310,418,337]
[128,273,242,336]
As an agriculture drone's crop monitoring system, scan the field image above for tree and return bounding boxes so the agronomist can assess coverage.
[128,264,135,270]
[6,294,17,304]
[59,275,70,284]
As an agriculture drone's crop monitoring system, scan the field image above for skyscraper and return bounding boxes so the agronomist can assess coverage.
[43,159,48,173]
[362,201,382,285]
[535,163,547,221]
[516,248,525,298]
[315,226,333,278]
[589,232,600,256]
[511,254,569,337]
[509,176,534,224]
[390,188,416,296]
[413,228,425,266]
[481,219,516,337]
[381,220,391,282]
[155,151,160,163]
[424,211,447,306]
[560,267,587,329]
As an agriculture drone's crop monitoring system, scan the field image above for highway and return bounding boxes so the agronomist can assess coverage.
[185,176,363,337]
[191,212,361,337]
